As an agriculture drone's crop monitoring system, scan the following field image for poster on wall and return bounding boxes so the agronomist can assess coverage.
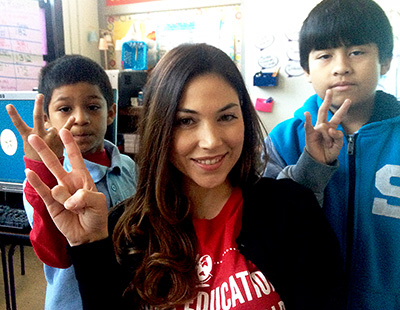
[0,0,45,91]
[107,0,159,6]
[106,5,242,70]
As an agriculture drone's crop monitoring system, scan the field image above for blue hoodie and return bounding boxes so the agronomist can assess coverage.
[266,91,400,309]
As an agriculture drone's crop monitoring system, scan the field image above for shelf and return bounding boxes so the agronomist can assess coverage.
[118,105,142,116]
[0,182,23,194]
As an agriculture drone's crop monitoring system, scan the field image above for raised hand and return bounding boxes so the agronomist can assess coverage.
[304,89,351,165]
[25,128,108,246]
[6,94,74,161]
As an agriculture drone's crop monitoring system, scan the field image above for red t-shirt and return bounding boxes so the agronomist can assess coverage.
[177,187,285,310]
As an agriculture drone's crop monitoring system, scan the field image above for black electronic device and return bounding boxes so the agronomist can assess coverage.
[0,91,36,193]
[0,205,30,231]
[117,70,147,108]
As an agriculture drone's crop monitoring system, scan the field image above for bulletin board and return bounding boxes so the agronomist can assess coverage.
[105,5,242,70]
[0,0,45,91]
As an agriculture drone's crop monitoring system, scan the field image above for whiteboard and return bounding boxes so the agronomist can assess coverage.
[0,0,45,91]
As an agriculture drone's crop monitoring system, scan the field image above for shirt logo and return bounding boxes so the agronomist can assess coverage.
[373,164,400,219]
[197,255,213,287]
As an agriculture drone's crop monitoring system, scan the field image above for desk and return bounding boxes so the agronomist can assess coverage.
[0,229,31,310]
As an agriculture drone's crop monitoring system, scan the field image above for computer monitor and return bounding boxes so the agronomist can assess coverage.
[0,91,36,193]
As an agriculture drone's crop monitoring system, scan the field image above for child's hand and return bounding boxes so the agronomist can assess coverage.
[6,94,74,161]
[25,128,108,246]
[304,89,351,165]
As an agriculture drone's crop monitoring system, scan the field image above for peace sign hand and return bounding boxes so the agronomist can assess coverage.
[304,89,351,165]
[25,128,108,246]
[6,94,74,161]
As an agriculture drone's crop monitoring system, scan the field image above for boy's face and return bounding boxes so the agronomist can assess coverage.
[45,82,116,155]
[305,43,391,112]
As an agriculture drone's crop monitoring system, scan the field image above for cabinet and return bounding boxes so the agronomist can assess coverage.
[117,106,142,159]
[114,70,147,159]
[104,70,146,159]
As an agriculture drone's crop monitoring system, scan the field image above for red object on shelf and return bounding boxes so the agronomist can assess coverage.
[255,97,274,113]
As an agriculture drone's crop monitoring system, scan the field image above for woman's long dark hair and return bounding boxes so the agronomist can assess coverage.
[113,43,267,308]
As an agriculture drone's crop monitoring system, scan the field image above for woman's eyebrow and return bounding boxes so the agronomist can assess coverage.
[218,102,240,112]
[177,102,240,114]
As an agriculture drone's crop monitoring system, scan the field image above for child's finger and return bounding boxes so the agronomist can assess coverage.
[59,129,97,189]
[59,128,87,171]
[32,94,47,134]
[52,185,72,205]
[304,112,315,135]
[26,169,67,219]
[25,169,54,206]
[330,99,351,128]
[63,116,75,131]
[316,89,333,125]
[319,125,334,146]
[6,104,31,137]
[64,190,107,218]
[27,134,68,181]
[328,127,344,140]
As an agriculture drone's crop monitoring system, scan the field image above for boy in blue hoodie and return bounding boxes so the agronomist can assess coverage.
[264,0,400,308]
[7,55,137,310]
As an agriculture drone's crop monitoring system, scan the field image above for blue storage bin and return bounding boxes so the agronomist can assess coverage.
[253,72,278,87]
[121,41,147,70]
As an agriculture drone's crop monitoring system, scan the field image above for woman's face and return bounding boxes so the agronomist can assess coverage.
[170,73,245,191]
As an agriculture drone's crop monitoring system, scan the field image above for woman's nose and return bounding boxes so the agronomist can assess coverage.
[198,123,222,149]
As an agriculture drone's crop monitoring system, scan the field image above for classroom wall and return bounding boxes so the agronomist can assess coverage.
[62,0,101,64]
[96,0,314,132]
[68,0,400,132]
[242,0,317,132]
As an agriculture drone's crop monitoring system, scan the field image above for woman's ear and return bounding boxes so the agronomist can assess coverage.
[107,103,117,126]
[380,57,392,76]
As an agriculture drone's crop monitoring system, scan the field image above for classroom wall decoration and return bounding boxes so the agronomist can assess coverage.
[0,0,45,91]
[105,5,242,70]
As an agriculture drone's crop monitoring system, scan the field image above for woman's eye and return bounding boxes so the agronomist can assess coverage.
[176,117,194,127]
[220,114,238,122]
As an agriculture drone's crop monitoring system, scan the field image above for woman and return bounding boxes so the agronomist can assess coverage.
[26,43,345,310]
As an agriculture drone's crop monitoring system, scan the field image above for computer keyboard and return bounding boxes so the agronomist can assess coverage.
[0,205,30,231]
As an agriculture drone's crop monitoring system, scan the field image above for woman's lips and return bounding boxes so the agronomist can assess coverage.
[193,154,226,171]
[194,156,224,165]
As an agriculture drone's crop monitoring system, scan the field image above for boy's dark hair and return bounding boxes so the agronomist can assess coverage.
[38,55,114,113]
[299,0,394,73]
